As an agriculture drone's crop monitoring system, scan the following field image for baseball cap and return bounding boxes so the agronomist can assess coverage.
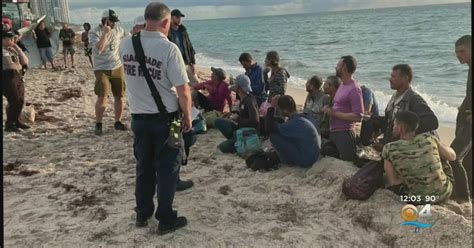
[2,30,14,38]
[133,15,145,26]
[102,9,119,22]
[229,74,252,93]
[171,9,185,17]
[211,67,226,81]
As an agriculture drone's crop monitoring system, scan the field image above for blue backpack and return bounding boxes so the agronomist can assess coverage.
[234,127,262,157]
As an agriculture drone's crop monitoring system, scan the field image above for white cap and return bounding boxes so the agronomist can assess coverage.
[133,15,145,26]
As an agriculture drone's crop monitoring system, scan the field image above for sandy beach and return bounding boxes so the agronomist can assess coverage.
[3,50,472,247]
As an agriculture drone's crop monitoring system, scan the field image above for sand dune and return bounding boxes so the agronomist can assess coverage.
[3,50,472,247]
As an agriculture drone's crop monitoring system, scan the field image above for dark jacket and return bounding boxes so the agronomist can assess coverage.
[167,25,196,65]
[457,66,472,125]
[383,88,439,144]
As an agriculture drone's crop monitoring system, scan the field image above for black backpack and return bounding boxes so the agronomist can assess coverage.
[342,160,384,200]
[245,151,280,171]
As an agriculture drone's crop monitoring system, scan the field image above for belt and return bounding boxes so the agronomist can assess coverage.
[132,113,168,121]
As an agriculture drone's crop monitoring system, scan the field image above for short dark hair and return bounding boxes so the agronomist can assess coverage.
[239,52,253,63]
[83,22,91,30]
[144,2,170,21]
[395,111,419,133]
[340,55,357,74]
[277,95,297,113]
[307,75,323,89]
[455,35,471,47]
[392,64,413,82]
[325,75,341,89]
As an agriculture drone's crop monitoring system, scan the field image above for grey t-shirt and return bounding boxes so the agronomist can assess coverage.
[119,31,189,114]
[89,24,127,70]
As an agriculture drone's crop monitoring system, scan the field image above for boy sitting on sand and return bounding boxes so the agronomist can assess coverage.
[265,95,321,167]
[382,111,455,204]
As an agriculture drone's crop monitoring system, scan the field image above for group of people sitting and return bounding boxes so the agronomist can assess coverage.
[189,42,471,205]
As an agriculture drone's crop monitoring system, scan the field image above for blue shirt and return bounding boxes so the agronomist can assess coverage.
[170,29,185,57]
[277,113,321,166]
[361,85,379,116]
[245,63,265,96]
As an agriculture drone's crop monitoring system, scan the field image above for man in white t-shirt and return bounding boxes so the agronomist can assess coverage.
[89,9,128,135]
[119,2,192,235]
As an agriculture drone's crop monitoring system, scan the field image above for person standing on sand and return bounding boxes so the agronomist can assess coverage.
[167,9,199,85]
[130,16,145,35]
[119,2,192,234]
[59,22,76,69]
[322,56,364,162]
[449,35,472,203]
[32,21,57,70]
[81,22,93,67]
[2,30,30,132]
[89,9,128,135]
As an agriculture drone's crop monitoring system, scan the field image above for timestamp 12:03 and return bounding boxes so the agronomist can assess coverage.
[400,195,439,203]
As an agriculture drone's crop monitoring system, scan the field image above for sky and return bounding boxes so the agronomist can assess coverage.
[68,0,470,24]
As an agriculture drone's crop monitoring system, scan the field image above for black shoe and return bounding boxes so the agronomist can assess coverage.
[5,125,20,132]
[136,216,150,228]
[176,179,194,191]
[114,121,127,131]
[94,123,103,136]
[157,216,187,235]
[16,122,31,129]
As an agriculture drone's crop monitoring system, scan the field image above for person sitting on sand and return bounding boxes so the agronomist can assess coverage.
[358,84,380,146]
[322,56,364,163]
[320,75,341,140]
[264,51,290,100]
[215,74,259,153]
[383,111,454,205]
[239,52,266,104]
[371,64,439,152]
[266,95,321,167]
[303,75,330,131]
[192,67,232,112]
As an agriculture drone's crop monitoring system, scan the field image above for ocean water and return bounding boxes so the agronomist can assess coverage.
[122,3,471,127]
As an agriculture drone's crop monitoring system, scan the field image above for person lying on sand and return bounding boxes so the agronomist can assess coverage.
[215,74,259,153]
[382,111,455,205]
[265,95,321,167]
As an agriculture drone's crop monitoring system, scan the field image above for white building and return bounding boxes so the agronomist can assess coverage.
[30,0,70,23]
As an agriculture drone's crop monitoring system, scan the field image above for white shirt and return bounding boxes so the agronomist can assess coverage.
[119,30,189,114]
[89,24,127,70]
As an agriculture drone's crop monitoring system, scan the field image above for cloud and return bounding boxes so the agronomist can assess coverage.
[69,0,470,24]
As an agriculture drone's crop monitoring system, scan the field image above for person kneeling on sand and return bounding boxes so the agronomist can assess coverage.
[192,67,232,112]
[382,111,455,204]
[265,95,321,167]
[303,75,330,134]
[215,74,259,153]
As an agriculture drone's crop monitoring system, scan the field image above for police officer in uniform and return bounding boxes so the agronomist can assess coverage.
[2,30,30,132]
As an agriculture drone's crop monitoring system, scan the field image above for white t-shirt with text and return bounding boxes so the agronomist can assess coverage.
[119,30,189,114]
